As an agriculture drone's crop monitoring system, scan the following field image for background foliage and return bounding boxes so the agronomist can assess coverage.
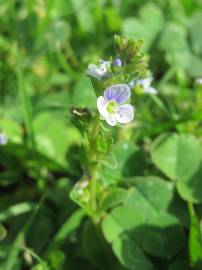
[1,0,202,269]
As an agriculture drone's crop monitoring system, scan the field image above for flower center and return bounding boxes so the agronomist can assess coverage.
[106,100,117,114]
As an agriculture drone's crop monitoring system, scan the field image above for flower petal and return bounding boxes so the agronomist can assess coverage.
[97,96,107,118]
[137,77,152,89]
[115,104,134,124]
[87,64,101,80]
[106,114,117,126]
[143,87,157,94]
[104,84,131,104]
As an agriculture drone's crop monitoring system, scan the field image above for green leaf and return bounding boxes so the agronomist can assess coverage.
[47,250,65,270]
[100,188,129,212]
[112,234,155,270]
[100,141,146,184]
[124,177,185,258]
[72,75,96,108]
[139,4,164,35]
[47,209,85,252]
[0,119,22,144]
[186,54,202,77]
[189,11,202,55]
[102,177,185,268]
[82,220,111,270]
[101,151,118,169]
[122,18,150,51]
[45,20,71,51]
[125,176,174,213]
[31,262,49,270]
[159,23,190,69]
[0,223,7,241]
[168,259,192,270]
[102,205,154,270]
[188,203,202,267]
[70,0,95,33]
[34,112,79,167]
[122,4,164,52]
[151,133,202,203]
[0,202,35,222]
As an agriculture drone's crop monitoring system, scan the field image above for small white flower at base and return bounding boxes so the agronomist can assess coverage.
[87,60,110,80]
[97,84,134,126]
[136,77,157,94]
[0,133,8,145]
[196,78,202,84]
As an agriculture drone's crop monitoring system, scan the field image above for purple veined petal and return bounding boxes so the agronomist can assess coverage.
[105,114,117,126]
[104,84,131,104]
[143,86,157,94]
[115,104,134,124]
[97,96,107,118]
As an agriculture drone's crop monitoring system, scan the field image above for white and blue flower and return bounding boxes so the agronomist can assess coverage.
[97,84,134,126]
[0,133,8,145]
[196,78,202,85]
[129,77,157,94]
[112,58,122,67]
[87,60,110,80]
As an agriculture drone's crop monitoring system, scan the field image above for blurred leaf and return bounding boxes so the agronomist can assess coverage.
[0,119,22,144]
[100,141,146,184]
[0,223,7,241]
[104,7,122,32]
[186,54,202,77]
[168,259,192,270]
[45,20,71,51]
[122,4,164,51]
[188,203,202,267]
[101,151,118,169]
[33,112,79,167]
[159,22,190,69]
[31,262,49,270]
[47,209,85,252]
[139,4,164,35]
[100,188,128,212]
[0,202,35,222]
[70,0,95,33]
[47,250,65,270]
[82,220,111,269]
[189,11,202,55]
[122,18,150,51]
[72,75,96,108]
[151,133,202,203]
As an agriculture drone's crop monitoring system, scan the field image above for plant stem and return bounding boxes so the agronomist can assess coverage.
[90,168,97,213]
[88,115,100,215]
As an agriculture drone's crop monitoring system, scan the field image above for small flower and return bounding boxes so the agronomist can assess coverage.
[196,78,202,85]
[136,77,157,94]
[112,58,122,67]
[0,133,8,145]
[87,59,110,80]
[97,84,134,126]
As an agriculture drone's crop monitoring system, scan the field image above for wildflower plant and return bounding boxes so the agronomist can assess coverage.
[70,36,153,219]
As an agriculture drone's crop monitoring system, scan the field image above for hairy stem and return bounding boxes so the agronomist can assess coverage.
[88,115,100,215]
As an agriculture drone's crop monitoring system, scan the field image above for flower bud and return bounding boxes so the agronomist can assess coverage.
[112,58,122,67]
